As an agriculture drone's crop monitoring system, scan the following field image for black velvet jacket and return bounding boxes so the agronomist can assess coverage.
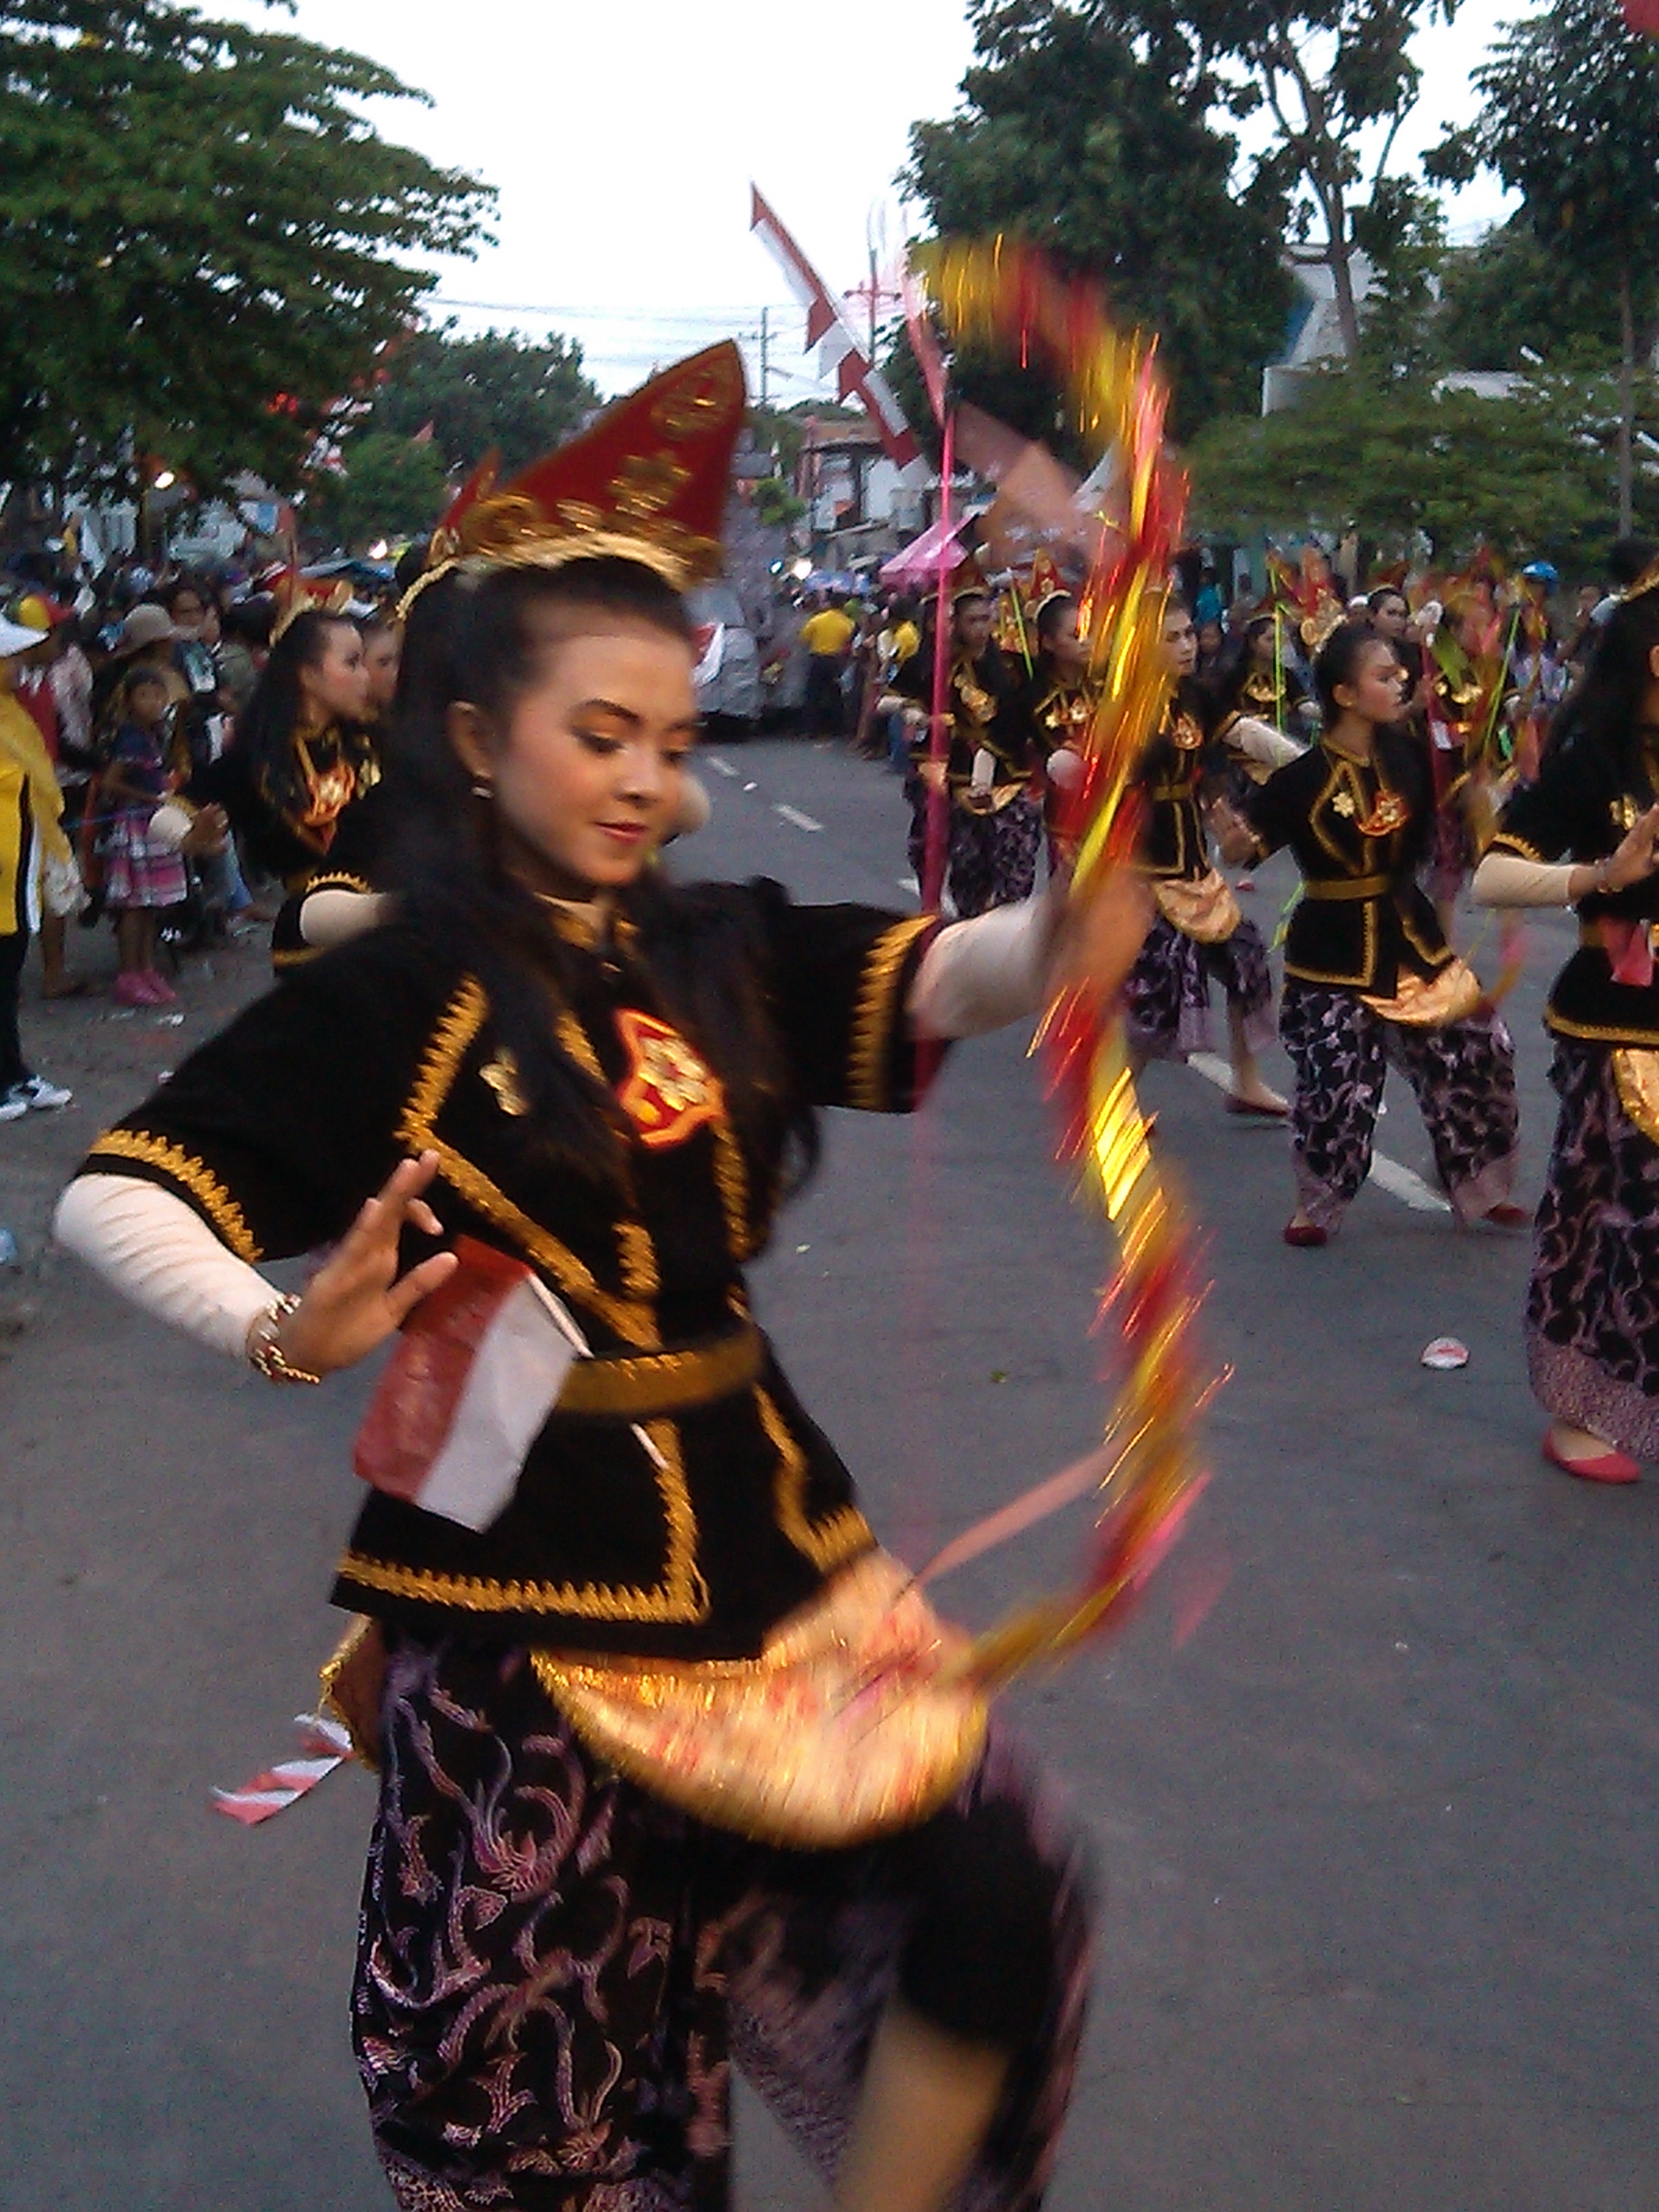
[78,887,939,1659]
[895,644,1026,797]
[1491,731,1659,1047]
[1132,682,1237,881]
[1243,729,1452,994]
[995,662,1096,766]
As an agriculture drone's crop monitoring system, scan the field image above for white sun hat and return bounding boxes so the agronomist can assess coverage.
[0,614,48,657]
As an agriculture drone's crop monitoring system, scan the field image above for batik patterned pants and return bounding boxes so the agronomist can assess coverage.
[947,798,1044,918]
[1527,1038,1659,1458]
[1125,912,1274,1064]
[1278,979,1518,1232]
[354,1635,1094,2212]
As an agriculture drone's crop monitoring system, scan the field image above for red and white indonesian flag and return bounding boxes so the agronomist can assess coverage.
[354,1237,578,1532]
[749,185,927,484]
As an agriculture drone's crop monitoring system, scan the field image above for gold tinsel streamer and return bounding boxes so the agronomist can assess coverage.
[918,239,1211,1683]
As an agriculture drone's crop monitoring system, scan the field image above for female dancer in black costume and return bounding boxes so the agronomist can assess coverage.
[1475,575,1659,1482]
[1217,622,1522,1245]
[55,349,1143,2212]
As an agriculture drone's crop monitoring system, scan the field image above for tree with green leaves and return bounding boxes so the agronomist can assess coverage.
[366,325,601,480]
[304,430,448,552]
[1429,0,1659,534]
[1435,218,1625,376]
[1188,363,1659,570]
[0,0,493,498]
[1084,0,1456,360]
[903,0,1294,438]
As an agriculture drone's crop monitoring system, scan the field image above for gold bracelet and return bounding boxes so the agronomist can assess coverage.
[246,1294,322,1386]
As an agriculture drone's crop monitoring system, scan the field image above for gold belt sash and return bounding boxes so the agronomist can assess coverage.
[321,1553,990,1848]
[1361,958,1483,1028]
[1613,1049,1659,1147]
[1154,868,1241,944]
[556,1323,764,1417]
[535,1552,986,1846]
[1301,874,1391,901]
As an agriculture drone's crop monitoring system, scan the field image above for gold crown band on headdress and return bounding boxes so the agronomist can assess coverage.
[1622,556,1659,607]
[395,531,700,626]
[270,575,353,643]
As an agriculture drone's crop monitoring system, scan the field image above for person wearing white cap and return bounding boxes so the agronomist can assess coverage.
[0,611,73,1119]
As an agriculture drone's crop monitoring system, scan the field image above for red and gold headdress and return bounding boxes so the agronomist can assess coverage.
[1027,549,1071,626]
[268,568,353,645]
[949,547,994,606]
[406,343,747,614]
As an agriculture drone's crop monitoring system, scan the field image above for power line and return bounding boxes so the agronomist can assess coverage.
[433,297,798,323]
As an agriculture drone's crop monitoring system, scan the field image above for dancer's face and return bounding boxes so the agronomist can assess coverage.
[299,621,372,726]
[1160,606,1198,679]
[1337,639,1407,726]
[955,596,994,657]
[453,616,697,899]
[1045,603,1089,677]
[362,628,401,713]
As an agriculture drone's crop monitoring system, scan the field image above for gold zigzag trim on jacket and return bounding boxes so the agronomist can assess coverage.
[84,1128,261,1263]
[755,1383,874,1573]
[848,917,932,1112]
[338,1419,710,1625]
[397,978,658,1347]
[555,1005,660,1299]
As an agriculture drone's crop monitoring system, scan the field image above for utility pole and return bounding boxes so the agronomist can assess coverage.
[759,305,770,407]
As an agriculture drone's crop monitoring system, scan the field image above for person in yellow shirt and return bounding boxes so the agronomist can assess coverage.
[799,592,855,735]
[0,613,74,1118]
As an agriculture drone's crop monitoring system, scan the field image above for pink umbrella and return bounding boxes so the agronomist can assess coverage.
[880,514,971,588]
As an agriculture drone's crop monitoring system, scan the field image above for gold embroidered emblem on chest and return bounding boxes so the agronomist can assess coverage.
[615,1009,724,1149]
[480,1048,529,1116]
[1356,791,1408,836]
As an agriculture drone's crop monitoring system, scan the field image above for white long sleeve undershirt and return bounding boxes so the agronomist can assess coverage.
[54,894,1060,1360]
[1471,849,1581,908]
[54,1173,279,1359]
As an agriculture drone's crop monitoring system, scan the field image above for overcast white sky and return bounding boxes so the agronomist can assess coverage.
[220,0,1517,397]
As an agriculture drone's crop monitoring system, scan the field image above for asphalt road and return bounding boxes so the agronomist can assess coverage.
[5,738,1657,2211]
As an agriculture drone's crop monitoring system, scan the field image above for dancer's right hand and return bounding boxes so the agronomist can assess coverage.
[266,1151,459,1378]
[1605,804,1659,892]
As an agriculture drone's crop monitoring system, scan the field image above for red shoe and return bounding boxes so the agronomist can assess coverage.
[111,971,150,1008]
[1542,1433,1640,1484]
[143,970,179,1006]
[1283,1220,1327,1248]
[1482,1202,1531,1229]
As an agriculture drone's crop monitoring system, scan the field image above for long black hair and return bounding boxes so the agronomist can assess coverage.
[386,556,817,1206]
[1542,585,1659,775]
[235,609,368,817]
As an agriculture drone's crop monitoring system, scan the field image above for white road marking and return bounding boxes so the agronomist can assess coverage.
[704,754,740,779]
[1185,1052,1452,1214]
[898,874,919,895]
[774,804,823,832]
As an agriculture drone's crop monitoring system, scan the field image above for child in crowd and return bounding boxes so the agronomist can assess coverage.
[100,666,187,1007]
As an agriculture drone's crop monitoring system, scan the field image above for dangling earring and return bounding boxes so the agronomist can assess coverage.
[471,777,493,800]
